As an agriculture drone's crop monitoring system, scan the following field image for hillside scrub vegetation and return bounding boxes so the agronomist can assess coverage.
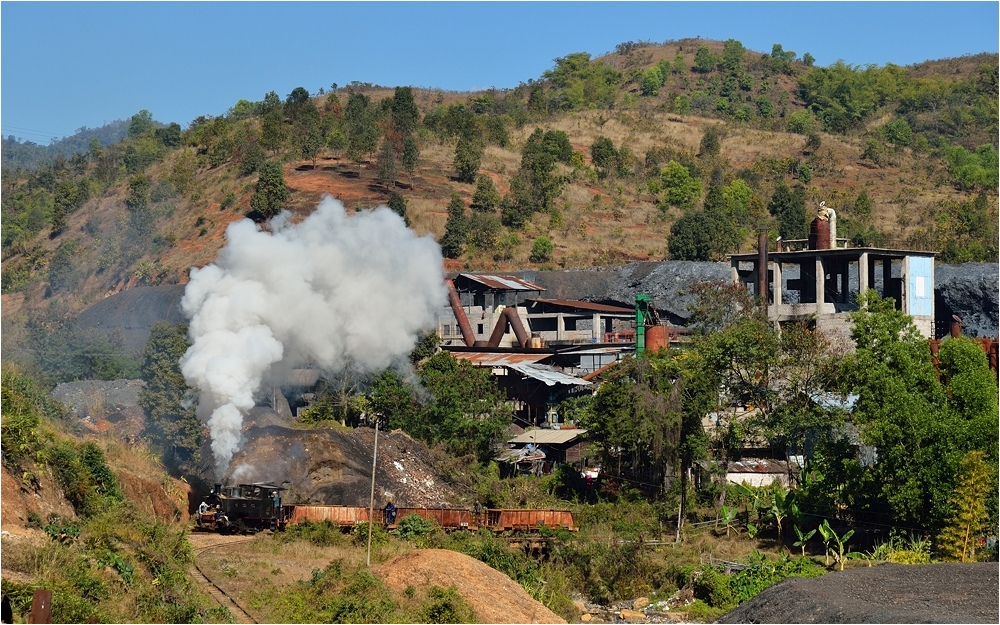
[2,40,997,334]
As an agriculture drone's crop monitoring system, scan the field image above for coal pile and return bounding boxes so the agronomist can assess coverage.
[197,416,461,509]
[715,562,999,624]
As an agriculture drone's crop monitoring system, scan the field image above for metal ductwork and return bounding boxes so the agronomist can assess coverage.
[446,279,477,347]
[486,307,529,348]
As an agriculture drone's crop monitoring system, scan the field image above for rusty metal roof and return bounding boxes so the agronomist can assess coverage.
[727,459,788,474]
[449,351,550,367]
[526,298,634,314]
[457,273,546,291]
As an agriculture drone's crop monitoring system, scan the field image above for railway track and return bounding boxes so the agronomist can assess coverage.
[189,534,260,624]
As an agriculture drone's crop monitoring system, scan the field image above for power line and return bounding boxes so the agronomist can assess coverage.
[1,125,70,140]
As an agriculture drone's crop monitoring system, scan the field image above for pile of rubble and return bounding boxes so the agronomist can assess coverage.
[49,379,146,441]
[574,591,695,623]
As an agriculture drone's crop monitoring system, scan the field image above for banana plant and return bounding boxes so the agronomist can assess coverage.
[792,524,817,557]
[820,519,856,570]
[817,519,834,565]
[719,504,739,537]
[769,487,796,543]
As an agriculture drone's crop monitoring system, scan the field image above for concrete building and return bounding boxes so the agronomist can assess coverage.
[730,223,936,343]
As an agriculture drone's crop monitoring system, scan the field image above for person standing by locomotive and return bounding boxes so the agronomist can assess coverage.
[384,497,397,525]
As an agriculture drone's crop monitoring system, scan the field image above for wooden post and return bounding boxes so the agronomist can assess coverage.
[366,418,379,567]
[30,589,51,624]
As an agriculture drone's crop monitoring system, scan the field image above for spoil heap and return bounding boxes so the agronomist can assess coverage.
[377,549,565,624]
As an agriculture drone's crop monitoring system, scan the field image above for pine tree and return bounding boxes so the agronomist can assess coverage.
[440,193,468,259]
[936,450,993,561]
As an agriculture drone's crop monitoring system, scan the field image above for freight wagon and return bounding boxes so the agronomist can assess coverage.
[195,483,576,534]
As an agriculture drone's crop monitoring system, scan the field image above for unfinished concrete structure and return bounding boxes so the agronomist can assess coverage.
[730,212,936,342]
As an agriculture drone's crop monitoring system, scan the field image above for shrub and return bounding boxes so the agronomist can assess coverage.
[529,236,554,263]
[418,585,476,624]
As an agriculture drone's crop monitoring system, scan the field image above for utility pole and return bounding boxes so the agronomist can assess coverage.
[366,417,379,567]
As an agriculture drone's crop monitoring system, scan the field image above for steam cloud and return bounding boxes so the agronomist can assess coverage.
[180,196,447,476]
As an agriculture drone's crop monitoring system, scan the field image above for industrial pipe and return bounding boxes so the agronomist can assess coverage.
[446,279,477,347]
[758,229,768,309]
[486,307,530,348]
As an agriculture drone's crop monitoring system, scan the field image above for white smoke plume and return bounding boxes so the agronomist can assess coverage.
[180,196,447,477]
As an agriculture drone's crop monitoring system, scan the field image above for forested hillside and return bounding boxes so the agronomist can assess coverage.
[2,38,997,376]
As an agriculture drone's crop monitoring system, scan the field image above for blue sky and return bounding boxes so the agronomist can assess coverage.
[2,1,997,143]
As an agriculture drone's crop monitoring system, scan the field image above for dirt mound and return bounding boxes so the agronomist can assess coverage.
[716,562,999,624]
[376,549,565,624]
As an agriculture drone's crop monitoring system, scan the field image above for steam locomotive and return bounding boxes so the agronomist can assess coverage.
[194,482,576,534]
[195,482,288,534]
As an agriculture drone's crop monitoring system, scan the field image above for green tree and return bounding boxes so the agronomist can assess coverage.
[376,140,399,190]
[345,92,379,166]
[842,292,997,529]
[529,236,554,263]
[260,91,286,153]
[467,212,502,253]
[368,369,421,430]
[699,126,722,157]
[668,210,718,261]
[591,136,618,178]
[127,109,155,137]
[139,322,201,468]
[508,128,565,218]
[250,161,290,219]
[389,86,420,137]
[454,135,483,183]
[440,192,468,259]
[694,46,717,73]
[659,161,701,210]
[768,182,808,239]
[471,174,501,212]
[936,450,995,561]
[542,52,621,110]
[386,191,410,227]
[416,352,510,462]
[401,135,419,181]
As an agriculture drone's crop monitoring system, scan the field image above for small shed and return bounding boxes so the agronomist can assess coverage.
[498,428,589,476]
[726,458,790,487]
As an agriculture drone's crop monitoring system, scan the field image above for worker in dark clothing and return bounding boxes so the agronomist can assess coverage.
[2,594,12,624]
[384,498,397,525]
[473,501,483,525]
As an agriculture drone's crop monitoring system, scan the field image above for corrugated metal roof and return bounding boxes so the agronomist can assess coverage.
[508,363,592,386]
[458,273,546,291]
[727,459,788,474]
[508,428,588,445]
[526,298,634,314]
[450,352,550,367]
[285,369,321,387]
